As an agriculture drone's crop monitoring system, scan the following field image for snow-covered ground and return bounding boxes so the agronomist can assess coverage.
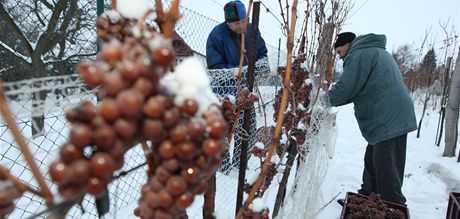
[2,79,458,218]
[112,101,460,219]
[318,103,460,219]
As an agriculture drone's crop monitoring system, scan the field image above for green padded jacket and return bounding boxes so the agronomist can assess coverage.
[329,33,417,144]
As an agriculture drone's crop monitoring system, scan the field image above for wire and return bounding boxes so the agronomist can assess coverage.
[205,0,224,7]
[259,0,285,28]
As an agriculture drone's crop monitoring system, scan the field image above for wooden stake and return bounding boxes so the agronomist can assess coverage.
[112,0,117,10]
[235,0,299,218]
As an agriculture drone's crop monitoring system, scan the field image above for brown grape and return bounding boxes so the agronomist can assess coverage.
[153,47,174,66]
[169,123,188,143]
[69,123,92,148]
[166,176,187,196]
[119,60,140,81]
[146,192,160,208]
[60,143,84,164]
[163,108,180,128]
[49,160,71,185]
[148,178,164,192]
[158,140,175,159]
[94,125,117,151]
[114,118,137,139]
[155,166,171,183]
[181,99,198,116]
[142,119,166,141]
[163,158,180,173]
[175,192,194,209]
[86,177,107,197]
[175,141,197,160]
[99,41,122,63]
[90,153,115,179]
[77,62,104,87]
[99,98,120,122]
[206,117,227,138]
[116,89,144,118]
[187,119,206,141]
[71,160,90,185]
[202,138,222,156]
[154,209,173,219]
[133,77,155,97]
[103,72,125,96]
[157,189,173,208]
[143,96,165,119]
[181,167,200,184]
[58,184,82,199]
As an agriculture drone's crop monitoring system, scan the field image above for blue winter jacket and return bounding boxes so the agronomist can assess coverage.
[328,34,417,144]
[206,22,268,69]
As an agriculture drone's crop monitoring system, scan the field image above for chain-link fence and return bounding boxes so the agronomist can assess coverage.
[0,1,285,218]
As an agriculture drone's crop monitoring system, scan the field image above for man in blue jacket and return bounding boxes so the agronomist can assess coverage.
[206,0,268,71]
[206,0,268,172]
[329,32,417,205]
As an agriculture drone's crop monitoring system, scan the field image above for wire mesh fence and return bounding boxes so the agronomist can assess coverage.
[0,0,287,218]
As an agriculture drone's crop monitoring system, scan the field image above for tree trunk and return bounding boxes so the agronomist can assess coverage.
[31,55,47,137]
[436,57,452,146]
[444,49,460,158]
[416,73,433,138]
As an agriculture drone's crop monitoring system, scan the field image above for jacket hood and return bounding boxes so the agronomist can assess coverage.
[347,33,387,55]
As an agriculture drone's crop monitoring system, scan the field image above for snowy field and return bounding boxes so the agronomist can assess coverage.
[317,103,460,219]
[1,81,459,219]
[112,101,460,219]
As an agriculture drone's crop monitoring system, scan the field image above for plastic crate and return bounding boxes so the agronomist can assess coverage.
[446,192,460,219]
[340,192,410,219]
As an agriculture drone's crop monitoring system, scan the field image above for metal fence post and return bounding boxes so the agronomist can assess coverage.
[236,1,261,214]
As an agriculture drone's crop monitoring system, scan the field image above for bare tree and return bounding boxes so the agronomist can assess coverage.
[443,48,460,159]
[0,0,96,136]
[416,47,437,138]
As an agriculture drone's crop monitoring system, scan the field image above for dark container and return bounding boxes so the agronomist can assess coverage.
[340,192,410,219]
[446,192,460,219]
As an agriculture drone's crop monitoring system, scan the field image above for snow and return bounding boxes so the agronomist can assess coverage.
[249,198,267,213]
[116,0,151,19]
[0,41,32,64]
[317,103,460,219]
[3,74,459,219]
[113,100,459,219]
[161,57,219,115]
[104,10,122,23]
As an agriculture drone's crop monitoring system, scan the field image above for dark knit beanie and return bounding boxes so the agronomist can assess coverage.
[334,32,356,48]
[224,1,246,22]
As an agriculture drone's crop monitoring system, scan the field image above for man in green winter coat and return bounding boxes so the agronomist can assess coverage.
[329,32,417,205]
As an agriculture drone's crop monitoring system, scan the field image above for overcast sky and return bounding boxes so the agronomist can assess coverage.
[180,0,459,55]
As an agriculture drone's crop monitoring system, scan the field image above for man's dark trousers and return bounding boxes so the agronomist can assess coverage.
[358,134,407,205]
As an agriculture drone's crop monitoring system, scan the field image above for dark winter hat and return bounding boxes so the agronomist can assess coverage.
[224,1,246,22]
[334,32,356,48]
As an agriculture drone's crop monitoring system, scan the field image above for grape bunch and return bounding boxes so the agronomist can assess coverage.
[48,9,228,218]
[251,146,268,159]
[238,88,259,109]
[221,96,237,127]
[134,105,227,219]
[241,206,270,219]
[243,162,277,198]
[0,167,24,218]
[273,55,312,143]
[345,193,405,219]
